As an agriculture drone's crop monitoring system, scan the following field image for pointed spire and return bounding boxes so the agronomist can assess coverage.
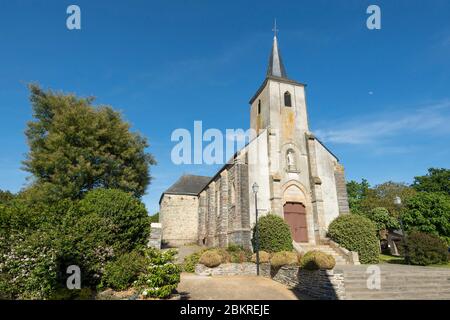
[266,20,287,78]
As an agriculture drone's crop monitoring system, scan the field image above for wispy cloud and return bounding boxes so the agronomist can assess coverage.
[314,100,450,145]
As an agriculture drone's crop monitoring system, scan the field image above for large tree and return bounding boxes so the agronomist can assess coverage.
[23,85,155,199]
[402,192,450,245]
[412,168,450,195]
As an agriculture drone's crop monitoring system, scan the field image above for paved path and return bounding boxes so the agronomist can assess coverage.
[177,273,300,300]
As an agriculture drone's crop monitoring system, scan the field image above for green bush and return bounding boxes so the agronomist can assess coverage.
[299,250,335,270]
[183,250,206,273]
[328,214,380,264]
[270,251,299,268]
[101,251,147,290]
[78,189,150,253]
[402,231,448,266]
[0,231,59,300]
[226,245,252,263]
[254,214,293,253]
[359,207,400,237]
[135,249,180,299]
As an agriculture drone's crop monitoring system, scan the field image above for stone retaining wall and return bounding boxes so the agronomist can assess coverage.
[269,266,345,300]
[195,263,345,299]
[195,263,271,276]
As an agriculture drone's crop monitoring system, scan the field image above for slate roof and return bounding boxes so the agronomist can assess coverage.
[160,175,212,203]
[267,36,288,79]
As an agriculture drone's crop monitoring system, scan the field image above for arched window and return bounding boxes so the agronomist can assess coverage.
[286,149,296,171]
[284,91,292,107]
[257,100,261,115]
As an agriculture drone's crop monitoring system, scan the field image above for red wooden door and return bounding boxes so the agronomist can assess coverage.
[283,202,308,242]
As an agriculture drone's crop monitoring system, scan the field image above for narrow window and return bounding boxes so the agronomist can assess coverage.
[257,100,261,115]
[284,91,292,107]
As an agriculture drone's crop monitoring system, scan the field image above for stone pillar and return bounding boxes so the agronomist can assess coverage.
[306,133,326,243]
[334,164,350,215]
[237,158,252,250]
[198,191,208,245]
[219,170,229,247]
[206,183,216,247]
[270,174,283,217]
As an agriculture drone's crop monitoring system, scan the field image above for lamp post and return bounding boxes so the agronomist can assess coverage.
[394,196,409,265]
[252,182,260,276]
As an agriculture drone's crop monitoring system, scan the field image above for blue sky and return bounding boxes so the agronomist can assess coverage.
[0,0,449,214]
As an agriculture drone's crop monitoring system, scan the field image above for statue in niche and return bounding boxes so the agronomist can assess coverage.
[287,149,296,171]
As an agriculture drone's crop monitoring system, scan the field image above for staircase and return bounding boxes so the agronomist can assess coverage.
[299,243,350,265]
[338,265,450,300]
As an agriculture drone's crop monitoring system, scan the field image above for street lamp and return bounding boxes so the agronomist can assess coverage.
[252,182,260,276]
[394,195,409,264]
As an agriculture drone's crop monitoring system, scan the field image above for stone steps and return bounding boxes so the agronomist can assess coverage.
[339,265,450,300]
[299,244,349,265]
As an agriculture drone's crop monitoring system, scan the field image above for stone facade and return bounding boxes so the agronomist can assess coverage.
[159,194,199,246]
[197,155,252,250]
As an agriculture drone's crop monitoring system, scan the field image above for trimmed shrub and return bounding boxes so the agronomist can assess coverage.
[270,251,298,268]
[101,251,147,290]
[199,250,223,268]
[135,249,180,299]
[402,231,448,266]
[328,214,380,264]
[78,189,150,253]
[254,214,293,253]
[299,250,335,270]
[251,251,271,263]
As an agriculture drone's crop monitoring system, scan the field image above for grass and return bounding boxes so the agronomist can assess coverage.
[379,254,450,268]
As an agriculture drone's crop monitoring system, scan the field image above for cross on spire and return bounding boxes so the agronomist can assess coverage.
[272,19,279,38]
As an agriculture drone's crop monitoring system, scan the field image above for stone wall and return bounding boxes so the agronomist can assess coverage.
[195,263,345,300]
[160,194,199,246]
[195,263,270,276]
[269,266,345,300]
[198,156,252,250]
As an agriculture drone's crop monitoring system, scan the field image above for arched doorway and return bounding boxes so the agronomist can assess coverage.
[283,202,308,243]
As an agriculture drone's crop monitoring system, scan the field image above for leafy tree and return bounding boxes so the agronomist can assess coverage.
[358,207,400,239]
[360,181,416,216]
[346,179,370,214]
[402,192,450,244]
[0,190,15,204]
[149,212,159,223]
[23,84,156,200]
[412,168,450,195]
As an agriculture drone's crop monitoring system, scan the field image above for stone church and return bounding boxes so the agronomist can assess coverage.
[159,33,350,250]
